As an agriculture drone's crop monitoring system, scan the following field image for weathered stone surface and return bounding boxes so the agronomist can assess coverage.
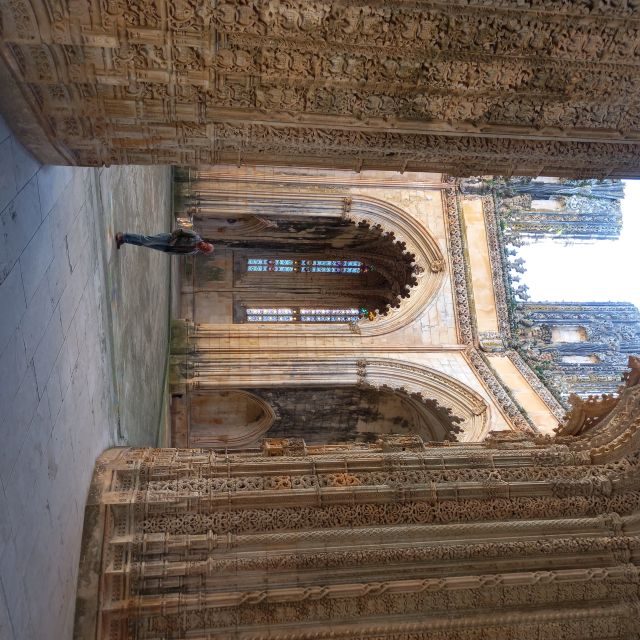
[4,1,640,175]
[74,373,640,639]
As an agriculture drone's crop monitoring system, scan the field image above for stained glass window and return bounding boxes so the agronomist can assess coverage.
[300,308,361,322]
[246,308,295,322]
[247,259,295,272]
[245,307,366,323]
[247,258,367,273]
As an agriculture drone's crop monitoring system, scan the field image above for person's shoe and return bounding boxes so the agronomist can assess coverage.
[115,232,124,249]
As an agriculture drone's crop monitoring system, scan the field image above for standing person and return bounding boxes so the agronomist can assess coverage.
[115,228,213,255]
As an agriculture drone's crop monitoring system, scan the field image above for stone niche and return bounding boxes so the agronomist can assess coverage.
[188,390,276,448]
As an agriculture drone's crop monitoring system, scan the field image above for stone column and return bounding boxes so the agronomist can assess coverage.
[75,369,640,640]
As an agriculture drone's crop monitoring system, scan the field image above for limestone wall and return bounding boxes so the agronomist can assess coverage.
[170,167,561,446]
[4,1,640,176]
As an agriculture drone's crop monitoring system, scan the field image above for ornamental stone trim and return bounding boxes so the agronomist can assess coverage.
[75,380,640,640]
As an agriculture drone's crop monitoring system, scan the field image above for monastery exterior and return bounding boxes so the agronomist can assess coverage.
[2,1,640,638]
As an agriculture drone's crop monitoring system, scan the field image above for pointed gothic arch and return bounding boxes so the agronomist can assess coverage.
[179,181,446,336]
[188,390,277,449]
[180,355,490,442]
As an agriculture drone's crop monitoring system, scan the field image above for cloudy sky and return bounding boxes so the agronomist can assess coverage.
[516,179,640,310]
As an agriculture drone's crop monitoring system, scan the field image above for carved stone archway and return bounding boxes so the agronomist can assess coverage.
[188,390,277,449]
[184,356,490,442]
[183,189,446,336]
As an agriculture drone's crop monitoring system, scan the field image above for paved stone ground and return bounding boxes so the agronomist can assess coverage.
[0,116,171,639]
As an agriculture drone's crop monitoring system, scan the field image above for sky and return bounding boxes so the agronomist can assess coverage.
[515,179,640,310]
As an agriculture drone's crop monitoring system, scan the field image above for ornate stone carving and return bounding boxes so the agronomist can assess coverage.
[478,194,512,338]
[559,356,640,438]
[6,1,640,175]
[263,437,307,457]
[465,347,534,432]
[442,186,473,345]
[75,383,640,640]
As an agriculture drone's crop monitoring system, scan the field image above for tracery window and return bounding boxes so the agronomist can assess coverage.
[246,307,365,323]
[247,258,367,273]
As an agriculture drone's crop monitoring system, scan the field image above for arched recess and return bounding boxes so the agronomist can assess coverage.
[185,385,461,448]
[186,357,490,442]
[181,187,445,336]
[188,390,276,449]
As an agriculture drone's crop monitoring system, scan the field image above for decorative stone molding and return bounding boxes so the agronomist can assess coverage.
[75,382,640,640]
[442,186,474,345]
[188,355,488,442]
[189,167,449,190]
[442,186,534,432]
[479,194,512,338]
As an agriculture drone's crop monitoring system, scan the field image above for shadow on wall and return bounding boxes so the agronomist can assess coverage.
[187,386,462,449]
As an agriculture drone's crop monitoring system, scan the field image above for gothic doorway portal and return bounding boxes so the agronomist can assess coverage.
[175,170,446,335]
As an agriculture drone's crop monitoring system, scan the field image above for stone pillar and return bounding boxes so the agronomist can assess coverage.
[75,371,640,640]
[5,1,640,176]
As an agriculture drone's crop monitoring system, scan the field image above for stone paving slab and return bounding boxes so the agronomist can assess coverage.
[98,165,172,445]
[0,115,171,639]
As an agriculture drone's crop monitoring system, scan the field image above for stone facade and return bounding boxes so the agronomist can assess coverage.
[169,166,562,449]
[75,361,640,640]
[470,176,640,401]
[517,302,640,400]
[5,2,640,175]
[464,177,625,242]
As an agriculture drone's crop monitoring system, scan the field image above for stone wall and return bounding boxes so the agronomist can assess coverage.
[5,1,640,175]
[170,166,558,445]
[74,372,640,639]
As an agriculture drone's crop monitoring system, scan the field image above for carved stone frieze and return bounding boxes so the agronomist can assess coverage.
[6,0,640,174]
[139,456,640,496]
[442,186,473,345]
[75,387,640,640]
[478,195,512,338]
[128,535,640,574]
